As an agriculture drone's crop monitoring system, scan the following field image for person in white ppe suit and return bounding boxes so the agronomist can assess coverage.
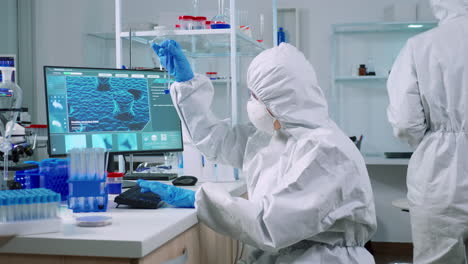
[148,41,377,263]
[387,0,468,263]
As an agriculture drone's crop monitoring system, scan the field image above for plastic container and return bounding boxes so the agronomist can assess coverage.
[366,57,376,76]
[211,23,230,29]
[14,161,41,189]
[179,15,194,30]
[107,172,124,195]
[278,27,286,45]
[206,72,218,80]
[40,158,69,200]
[194,16,207,29]
[205,21,212,29]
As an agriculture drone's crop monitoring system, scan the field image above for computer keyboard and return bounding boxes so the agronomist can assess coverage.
[124,173,178,181]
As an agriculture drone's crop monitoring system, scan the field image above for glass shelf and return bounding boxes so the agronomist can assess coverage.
[335,76,388,82]
[333,21,437,34]
[89,29,266,58]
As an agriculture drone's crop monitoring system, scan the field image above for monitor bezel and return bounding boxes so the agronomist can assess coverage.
[43,65,184,157]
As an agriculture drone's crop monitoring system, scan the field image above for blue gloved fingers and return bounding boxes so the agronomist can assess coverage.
[152,40,193,83]
[140,187,151,193]
[137,179,150,188]
[138,179,162,192]
[151,43,168,70]
[151,43,161,55]
[137,179,151,193]
[160,39,173,49]
[137,180,195,208]
[165,188,196,208]
[166,56,176,76]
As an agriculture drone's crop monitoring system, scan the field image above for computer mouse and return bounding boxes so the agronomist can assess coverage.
[172,176,198,186]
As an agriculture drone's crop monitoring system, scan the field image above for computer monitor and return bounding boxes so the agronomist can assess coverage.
[44,66,183,156]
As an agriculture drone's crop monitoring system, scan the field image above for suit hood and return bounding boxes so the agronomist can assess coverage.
[430,0,468,23]
[246,43,329,130]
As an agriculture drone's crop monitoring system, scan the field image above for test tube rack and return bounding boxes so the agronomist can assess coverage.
[0,189,62,236]
[68,178,108,213]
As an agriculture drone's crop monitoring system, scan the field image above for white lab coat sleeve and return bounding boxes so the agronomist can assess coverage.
[195,140,375,252]
[170,74,256,168]
[387,40,428,148]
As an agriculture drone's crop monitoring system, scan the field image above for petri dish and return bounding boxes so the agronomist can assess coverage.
[76,216,112,227]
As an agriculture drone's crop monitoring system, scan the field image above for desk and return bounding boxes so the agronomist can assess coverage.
[0,181,247,264]
[392,198,410,212]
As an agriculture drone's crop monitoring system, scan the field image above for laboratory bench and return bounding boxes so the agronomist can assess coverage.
[0,181,247,264]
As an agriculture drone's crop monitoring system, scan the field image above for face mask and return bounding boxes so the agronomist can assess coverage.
[247,97,276,135]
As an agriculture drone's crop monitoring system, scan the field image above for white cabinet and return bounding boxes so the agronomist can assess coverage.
[330,21,437,164]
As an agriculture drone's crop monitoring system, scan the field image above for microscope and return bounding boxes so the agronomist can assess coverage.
[0,67,38,190]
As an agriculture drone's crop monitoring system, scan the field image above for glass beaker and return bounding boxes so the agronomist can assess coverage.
[212,0,229,24]
[257,14,265,43]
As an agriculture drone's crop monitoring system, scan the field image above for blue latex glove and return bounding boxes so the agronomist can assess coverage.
[138,179,195,208]
[151,40,194,82]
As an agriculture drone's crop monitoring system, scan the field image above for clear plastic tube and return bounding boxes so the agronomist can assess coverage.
[79,149,86,180]
[87,148,97,180]
[96,148,105,180]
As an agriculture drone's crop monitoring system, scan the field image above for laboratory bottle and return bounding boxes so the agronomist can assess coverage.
[366,57,376,76]
[277,27,286,45]
[107,172,123,195]
[359,65,367,76]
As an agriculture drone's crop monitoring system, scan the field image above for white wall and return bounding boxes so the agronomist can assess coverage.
[276,0,435,243]
[30,0,114,124]
[0,0,18,55]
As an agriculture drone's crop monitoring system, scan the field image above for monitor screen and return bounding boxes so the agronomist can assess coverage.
[44,66,183,156]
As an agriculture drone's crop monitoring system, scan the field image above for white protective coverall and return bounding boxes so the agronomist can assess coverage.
[171,43,377,263]
[387,0,468,263]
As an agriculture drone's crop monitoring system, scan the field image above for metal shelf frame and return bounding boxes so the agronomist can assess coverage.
[112,0,278,172]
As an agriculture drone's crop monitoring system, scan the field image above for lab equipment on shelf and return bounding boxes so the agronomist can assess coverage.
[67,148,108,213]
[359,64,367,76]
[212,0,229,24]
[257,14,265,43]
[206,72,218,80]
[179,16,194,30]
[366,57,376,76]
[0,188,62,236]
[0,67,23,190]
[194,16,207,29]
[211,23,231,29]
[277,27,286,45]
